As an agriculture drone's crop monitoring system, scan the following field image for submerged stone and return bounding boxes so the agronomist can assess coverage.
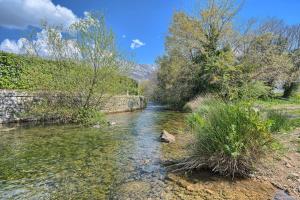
[108,121,117,126]
[160,130,175,143]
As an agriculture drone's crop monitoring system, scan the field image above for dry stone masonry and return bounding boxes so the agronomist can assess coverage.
[0,90,38,123]
[0,90,146,124]
[101,95,146,113]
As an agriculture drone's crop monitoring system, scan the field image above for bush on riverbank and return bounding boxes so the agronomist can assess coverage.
[181,100,273,177]
[267,110,291,133]
[73,108,106,126]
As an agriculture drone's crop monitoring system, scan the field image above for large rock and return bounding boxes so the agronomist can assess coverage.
[108,121,116,126]
[273,190,295,200]
[92,124,101,129]
[160,130,175,143]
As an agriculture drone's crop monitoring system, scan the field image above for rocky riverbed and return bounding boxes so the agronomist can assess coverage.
[0,104,299,199]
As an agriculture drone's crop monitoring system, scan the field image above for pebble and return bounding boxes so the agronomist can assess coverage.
[271,181,285,190]
[186,185,195,191]
[287,173,299,180]
[205,189,214,195]
[285,162,292,168]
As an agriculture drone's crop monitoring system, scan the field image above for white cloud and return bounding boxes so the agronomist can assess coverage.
[0,38,26,54]
[0,0,78,29]
[130,39,145,49]
[0,29,79,58]
[0,29,53,56]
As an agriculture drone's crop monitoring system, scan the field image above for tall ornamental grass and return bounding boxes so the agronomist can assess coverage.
[181,100,273,178]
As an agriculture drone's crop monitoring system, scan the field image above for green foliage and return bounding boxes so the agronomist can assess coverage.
[241,33,294,89]
[282,49,300,98]
[267,110,291,133]
[0,51,138,94]
[186,100,273,177]
[0,51,138,125]
[0,12,140,126]
[232,81,271,100]
[255,96,300,108]
[73,108,106,126]
[115,76,138,95]
[0,52,78,91]
[290,118,300,128]
[156,0,300,108]
[155,1,250,107]
[186,112,205,131]
[0,52,32,89]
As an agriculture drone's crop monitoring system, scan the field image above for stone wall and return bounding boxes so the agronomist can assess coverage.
[101,95,146,113]
[0,90,146,124]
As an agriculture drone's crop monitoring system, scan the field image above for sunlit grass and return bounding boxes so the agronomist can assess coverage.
[178,100,274,178]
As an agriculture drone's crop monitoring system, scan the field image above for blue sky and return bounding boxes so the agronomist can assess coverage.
[0,0,300,64]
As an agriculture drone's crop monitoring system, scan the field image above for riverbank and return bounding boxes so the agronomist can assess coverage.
[160,102,300,200]
[160,130,300,199]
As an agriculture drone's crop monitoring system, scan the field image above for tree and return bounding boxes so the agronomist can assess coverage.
[156,0,243,107]
[70,12,120,109]
[156,1,300,106]
[240,19,300,98]
[17,12,134,125]
[283,49,300,98]
[241,33,293,88]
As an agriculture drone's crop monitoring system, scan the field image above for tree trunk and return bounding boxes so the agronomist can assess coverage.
[282,82,299,98]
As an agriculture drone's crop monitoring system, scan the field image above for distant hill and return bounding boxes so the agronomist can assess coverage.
[130,64,157,81]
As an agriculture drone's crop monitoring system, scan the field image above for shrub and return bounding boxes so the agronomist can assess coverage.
[73,108,106,126]
[182,100,273,178]
[237,81,271,100]
[183,94,216,112]
[267,110,290,133]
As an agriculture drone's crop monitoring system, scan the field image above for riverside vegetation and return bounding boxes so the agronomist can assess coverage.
[152,0,300,197]
[1,0,300,199]
[0,13,139,125]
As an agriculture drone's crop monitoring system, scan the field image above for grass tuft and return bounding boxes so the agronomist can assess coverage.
[172,100,273,178]
[267,110,290,133]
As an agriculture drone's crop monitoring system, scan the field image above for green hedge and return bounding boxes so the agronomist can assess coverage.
[0,51,138,95]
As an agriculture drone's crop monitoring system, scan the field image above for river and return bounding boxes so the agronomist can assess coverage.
[0,104,185,199]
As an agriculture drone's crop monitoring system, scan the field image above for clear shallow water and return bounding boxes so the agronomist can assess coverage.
[0,104,185,199]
